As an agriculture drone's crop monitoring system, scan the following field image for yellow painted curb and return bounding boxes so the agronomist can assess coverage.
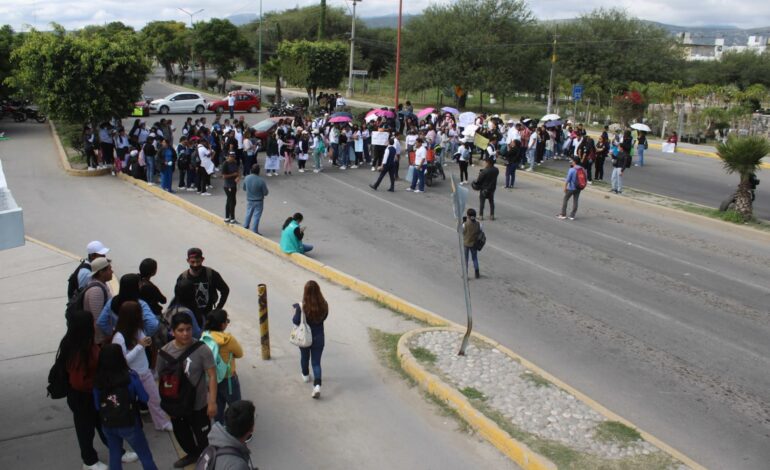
[398,329,557,470]
[114,161,705,469]
[399,328,706,470]
[49,120,111,177]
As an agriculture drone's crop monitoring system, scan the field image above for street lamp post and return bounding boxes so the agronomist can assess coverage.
[394,0,402,111]
[546,35,557,115]
[258,0,263,100]
[178,8,204,86]
[346,0,359,98]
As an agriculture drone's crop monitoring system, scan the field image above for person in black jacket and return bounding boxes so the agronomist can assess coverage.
[473,157,499,220]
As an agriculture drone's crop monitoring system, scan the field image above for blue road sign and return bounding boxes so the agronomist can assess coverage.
[572,84,584,101]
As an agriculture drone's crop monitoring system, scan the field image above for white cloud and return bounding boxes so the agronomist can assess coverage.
[1,0,769,31]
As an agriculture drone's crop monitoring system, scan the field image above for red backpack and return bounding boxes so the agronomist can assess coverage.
[575,166,587,190]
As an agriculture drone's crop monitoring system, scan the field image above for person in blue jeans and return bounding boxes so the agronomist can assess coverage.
[636,131,647,166]
[93,343,158,470]
[292,280,329,399]
[242,164,269,234]
[158,139,175,192]
[462,208,482,279]
[407,138,427,193]
[143,137,156,185]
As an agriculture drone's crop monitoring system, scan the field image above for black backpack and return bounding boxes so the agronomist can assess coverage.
[67,260,89,299]
[195,445,250,470]
[65,281,109,325]
[158,341,205,417]
[474,230,487,252]
[99,383,138,428]
[46,347,69,399]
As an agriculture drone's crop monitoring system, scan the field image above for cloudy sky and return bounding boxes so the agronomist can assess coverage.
[2,0,769,31]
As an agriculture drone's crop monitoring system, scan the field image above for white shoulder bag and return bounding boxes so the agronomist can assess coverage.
[289,306,313,348]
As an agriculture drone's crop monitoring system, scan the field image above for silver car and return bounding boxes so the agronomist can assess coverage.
[149,92,207,114]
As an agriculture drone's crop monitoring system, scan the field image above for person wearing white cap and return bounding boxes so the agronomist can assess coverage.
[68,241,111,298]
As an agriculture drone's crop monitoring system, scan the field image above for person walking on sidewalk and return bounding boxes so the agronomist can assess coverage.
[242,164,269,235]
[222,151,240,224]
[462,208,482,279]
[473,157,499,220]
[156,313,217,468]
[558,157,584,220]
[203,309,244,423]
[111,301,172,433]
[177,248,230,328]
[292,280,329,399]
[93,343,159,470]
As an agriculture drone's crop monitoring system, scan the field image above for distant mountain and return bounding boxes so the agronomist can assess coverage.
[361,14,417,29]
[227,13,258,26]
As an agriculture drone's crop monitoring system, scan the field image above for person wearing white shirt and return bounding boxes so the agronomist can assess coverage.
[407,138,428,193]
[197,143,214,195]
[227,93,236,119]
[392,134,402,179]
[527,129,537,171]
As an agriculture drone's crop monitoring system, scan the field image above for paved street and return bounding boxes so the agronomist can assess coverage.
[0,120,515,470]
[140,78,770,469]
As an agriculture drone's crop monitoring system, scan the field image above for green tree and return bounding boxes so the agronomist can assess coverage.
[192,19,248,92]
[716,136,770,221]
[141,21,189,82]
[0,25,18,97]
[79,22,135,39]
[318,0,327,40]
[278,40,348,104]
[8,25,150,124]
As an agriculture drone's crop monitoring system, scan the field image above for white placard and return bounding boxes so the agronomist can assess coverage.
[371,131,389,146]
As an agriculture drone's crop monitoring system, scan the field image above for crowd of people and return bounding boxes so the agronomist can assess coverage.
[53,241,330,469]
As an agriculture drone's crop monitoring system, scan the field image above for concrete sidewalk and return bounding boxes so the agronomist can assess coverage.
[0,115,515,468]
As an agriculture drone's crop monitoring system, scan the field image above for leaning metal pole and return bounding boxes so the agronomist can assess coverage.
[451,175,473,355]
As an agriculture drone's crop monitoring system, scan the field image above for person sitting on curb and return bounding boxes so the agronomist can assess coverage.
[280,213,313,255]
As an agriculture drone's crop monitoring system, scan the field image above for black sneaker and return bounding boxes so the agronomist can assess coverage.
[173,455,198,468]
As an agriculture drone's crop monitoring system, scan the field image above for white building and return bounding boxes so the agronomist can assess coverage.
[680,32,769,61]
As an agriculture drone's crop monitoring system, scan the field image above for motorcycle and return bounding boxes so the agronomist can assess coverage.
[22,105,47,123]
[424,160,445,187]
[0,101,27,122]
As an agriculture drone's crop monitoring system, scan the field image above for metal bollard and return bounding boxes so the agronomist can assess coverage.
[258,284,271,360]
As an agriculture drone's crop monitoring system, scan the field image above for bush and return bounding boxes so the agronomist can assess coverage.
[192,78,199,87]
[289,96,309,108]
[206,78,218,91]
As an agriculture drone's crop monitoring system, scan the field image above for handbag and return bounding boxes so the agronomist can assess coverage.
[405,165,415,184]
[289,308,313,348]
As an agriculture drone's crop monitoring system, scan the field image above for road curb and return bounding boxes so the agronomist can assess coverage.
[399,328,705,470]
[112,170,704,469]
[398,328,557,470]
[49,120,111,177]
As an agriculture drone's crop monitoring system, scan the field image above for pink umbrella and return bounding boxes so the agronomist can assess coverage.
[416,107,435,119]
[367,108,395,119]
[329,116,352,124]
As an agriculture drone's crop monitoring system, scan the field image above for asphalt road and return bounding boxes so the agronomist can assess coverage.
[0,120,515,470]
[135,78,770,469]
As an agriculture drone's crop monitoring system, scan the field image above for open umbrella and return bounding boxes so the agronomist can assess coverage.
[630,123,651,132]
[367,108,395,119]
[544,120,562,128]
[458,111,476,127]
[541,113,560,121]
[441,106,460,115]
[461,124,479,137]
[416,107,435,119]
[364,113,379,123]
[331,111,353,119]
[329,116,352,124]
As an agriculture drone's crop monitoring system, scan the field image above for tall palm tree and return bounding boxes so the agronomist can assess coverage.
[716,135,770,221]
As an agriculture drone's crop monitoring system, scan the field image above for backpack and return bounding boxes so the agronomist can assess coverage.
[201,331,232,384]
[46,347,69,399]
[196,445,248,470]
[158,341,205,417]
[473,229,487,252]
[575,166,587,190]
[98,382,138,428]
[66,281,109,325]
[67,260,89,299]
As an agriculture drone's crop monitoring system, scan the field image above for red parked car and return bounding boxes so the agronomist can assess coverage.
[250,116,294,147]
[207,91,261,114]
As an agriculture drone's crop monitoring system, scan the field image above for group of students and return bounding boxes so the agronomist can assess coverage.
[53,241,332,470]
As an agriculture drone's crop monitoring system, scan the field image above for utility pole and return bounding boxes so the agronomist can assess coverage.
[346,0,359,98]
[394,0,403,111]
[546,34,558,115]
[258,0,263,100]
[178,8,204,85]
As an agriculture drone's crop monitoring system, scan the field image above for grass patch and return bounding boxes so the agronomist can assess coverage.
[357,295,432,327]
[460,386,486,401]
[520,371,551,388]
[410,346,437,364]
[423,391,472,433]
[594,421,642,446]
[672,203,769,229]
[52,121,86,164]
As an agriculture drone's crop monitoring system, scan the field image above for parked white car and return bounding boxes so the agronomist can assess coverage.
[149,92,207,114]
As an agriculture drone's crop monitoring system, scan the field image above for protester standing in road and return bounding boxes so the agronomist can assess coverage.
[203,309,244,423]
[93,343,159,470]
[594,135,608,181]
[228,93,236,120]
[474,157,499,220]
[407,137,427,193]
[156,313,217,468]
[462,208,482,279]
[558,157,584,220]
[611,146,630,194]
[456,139,470,184]
[177,248,230,328]
[369,137,397,191]
[158,138,175,193]
[222,152,240,224]
[636,131,648,167]
[293,280,329,399]
[280,213,313,254]
[242,164,269,234]
[197,140,214,196]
